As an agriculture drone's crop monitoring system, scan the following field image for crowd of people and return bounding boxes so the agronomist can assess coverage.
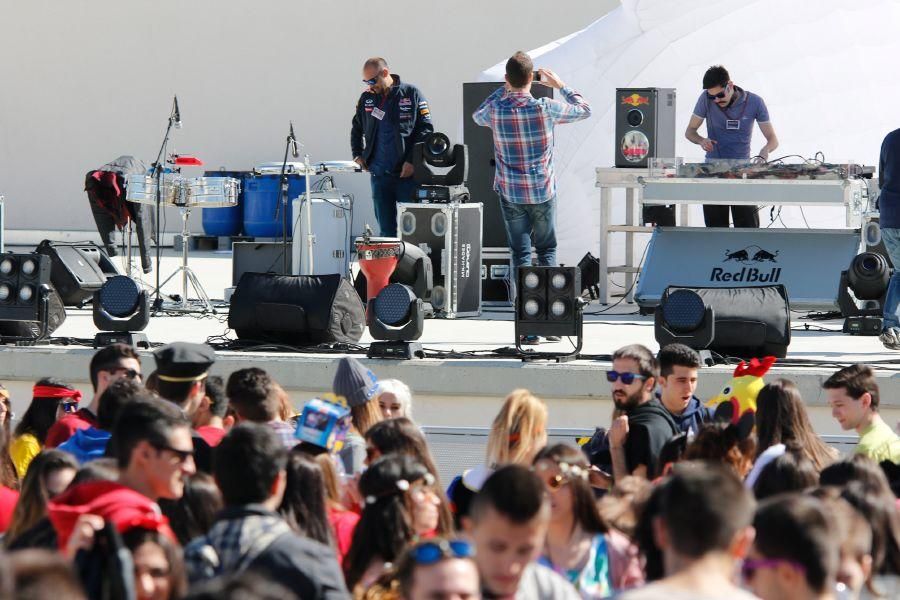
[0,340,897,599]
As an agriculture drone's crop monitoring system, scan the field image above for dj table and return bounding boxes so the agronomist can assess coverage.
[595,161,877,310]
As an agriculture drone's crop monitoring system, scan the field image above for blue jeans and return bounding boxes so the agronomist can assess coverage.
[370,174,417,237]
[500,196,558,268]
[882,228,900,330]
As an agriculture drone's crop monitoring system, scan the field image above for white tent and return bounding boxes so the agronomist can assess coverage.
[479,0,900,267]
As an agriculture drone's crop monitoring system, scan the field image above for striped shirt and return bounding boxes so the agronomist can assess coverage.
[472,85,591,204]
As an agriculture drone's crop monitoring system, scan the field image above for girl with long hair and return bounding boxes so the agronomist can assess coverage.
[364,417,454,533]
[534,444,643,597]
[279,449,334,547]
[122,527,188,600]
[5,449,78,546]
[10,378,81,478]
[754,379,838,471]
[447,389,548,527]
[343,454,447,593]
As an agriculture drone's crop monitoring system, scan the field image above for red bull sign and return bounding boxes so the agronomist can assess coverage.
[621,93,650,107]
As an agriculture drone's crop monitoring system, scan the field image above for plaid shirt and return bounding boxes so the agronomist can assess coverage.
[472,85,591,204]
[267,420,298,449]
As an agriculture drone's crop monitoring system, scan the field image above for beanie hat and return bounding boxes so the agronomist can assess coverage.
[333,357,378,407]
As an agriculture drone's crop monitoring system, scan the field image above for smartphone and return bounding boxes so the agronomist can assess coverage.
[533,70,541,82]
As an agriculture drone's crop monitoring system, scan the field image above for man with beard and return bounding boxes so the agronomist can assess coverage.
[608,344,678,481]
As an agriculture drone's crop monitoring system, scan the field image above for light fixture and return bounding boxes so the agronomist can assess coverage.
[0,252,62,342]
[93,275,151,348]
[515,266,584,362]
[654,288,715,349]
[838,251,892,336]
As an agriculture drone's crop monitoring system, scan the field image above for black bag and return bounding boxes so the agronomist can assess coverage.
[228,273,365,345]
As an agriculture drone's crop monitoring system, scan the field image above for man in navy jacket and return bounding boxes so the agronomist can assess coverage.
[878,128,900,350]
[351,57,433,237]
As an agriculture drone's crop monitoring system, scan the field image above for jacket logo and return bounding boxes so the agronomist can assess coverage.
[365,99,374,105]
[399,98,412,106]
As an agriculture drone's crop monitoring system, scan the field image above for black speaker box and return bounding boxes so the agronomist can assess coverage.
[0,286,66,341]
[463,82,553,248]
[36,240,119,306]
[228,273,364,345]
[658,284,791,358]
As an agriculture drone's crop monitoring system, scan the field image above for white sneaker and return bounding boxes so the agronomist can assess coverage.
[879,327,900,350]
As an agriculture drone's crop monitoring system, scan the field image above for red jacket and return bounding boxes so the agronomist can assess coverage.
[0,486,19,533]
[47,481,174,550]
[45,409,99,448]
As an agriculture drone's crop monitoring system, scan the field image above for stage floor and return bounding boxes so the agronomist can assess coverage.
[1,247,899,436]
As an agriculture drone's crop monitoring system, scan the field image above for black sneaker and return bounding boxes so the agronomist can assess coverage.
[544,336,562,342]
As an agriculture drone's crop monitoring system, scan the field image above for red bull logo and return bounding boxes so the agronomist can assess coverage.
[621,93,650,107]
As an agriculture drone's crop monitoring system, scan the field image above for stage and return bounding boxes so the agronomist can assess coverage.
[0,247,897,440]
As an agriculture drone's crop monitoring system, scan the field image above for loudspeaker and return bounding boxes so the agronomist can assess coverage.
[463,82,553,248]
[36,240,120,306]
[615,88,676,168]
[655,285,791,358]
[228,273,364,345]
[0,286,66,341]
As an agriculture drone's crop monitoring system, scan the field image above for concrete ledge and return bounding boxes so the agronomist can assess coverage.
[1,345,897,437]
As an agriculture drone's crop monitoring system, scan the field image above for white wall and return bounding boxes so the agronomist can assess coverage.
[0,0,617,237]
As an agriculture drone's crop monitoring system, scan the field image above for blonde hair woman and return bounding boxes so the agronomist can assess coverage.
[447,389,548,527]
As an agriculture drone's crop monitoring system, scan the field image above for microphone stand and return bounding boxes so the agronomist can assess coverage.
[150,98,179,313]
[274,126,293,275]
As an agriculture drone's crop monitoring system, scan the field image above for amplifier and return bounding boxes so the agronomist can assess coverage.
[291,192,352,278]
[232,241,289,286]
[398,202,482,318]
[414,185,470,204]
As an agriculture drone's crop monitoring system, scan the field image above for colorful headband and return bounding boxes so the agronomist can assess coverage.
[535,459,589,481]
[33,385,82,404]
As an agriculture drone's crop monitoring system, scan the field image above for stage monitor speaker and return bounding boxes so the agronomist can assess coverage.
[655,284,791,358]
[228,272,364,345]
[615,87,676,168]
[36,240,120,306]
[463,82,553,248]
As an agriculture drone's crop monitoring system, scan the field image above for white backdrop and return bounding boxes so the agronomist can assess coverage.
[480,0,900,267]
[0,0,615,236]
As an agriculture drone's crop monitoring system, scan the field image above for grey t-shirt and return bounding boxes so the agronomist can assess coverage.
[505,563,581,600]
[692,87,770,160]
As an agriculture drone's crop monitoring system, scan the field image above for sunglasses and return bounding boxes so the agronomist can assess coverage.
[544,473,568,491]
[410,539,475,565]
[60,400,79,414]
[153,443,194,464]
[363,78,377,86]
[707,84,730,100]
[741,558,806,580]
[606,370,647,385]
[109,367,142,381]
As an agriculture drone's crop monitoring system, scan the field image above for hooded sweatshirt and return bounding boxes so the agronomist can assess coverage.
[57,427,111,464]
[46,481,173,550]
[624,399,679,479]
[656,393,714,437]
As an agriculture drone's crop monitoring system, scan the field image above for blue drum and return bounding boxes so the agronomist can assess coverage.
[243,174,306,238]
[201,170,246,236]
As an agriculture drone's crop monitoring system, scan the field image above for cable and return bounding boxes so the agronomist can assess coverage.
[585,241,650,315]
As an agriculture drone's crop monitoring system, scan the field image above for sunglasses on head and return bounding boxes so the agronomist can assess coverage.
[707,84,730,100]
[410,539,475,566]
[606,370,646,385]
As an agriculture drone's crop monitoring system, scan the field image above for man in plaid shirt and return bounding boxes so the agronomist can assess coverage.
[472,51,591,274]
